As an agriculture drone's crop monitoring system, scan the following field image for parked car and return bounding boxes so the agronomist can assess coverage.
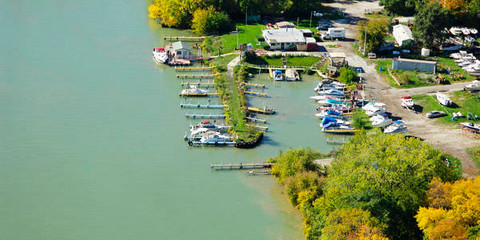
[368,52,377,59]
[426,111,447,118]
[317,23,332,30]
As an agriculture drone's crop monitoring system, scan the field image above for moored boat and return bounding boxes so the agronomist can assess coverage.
[153,47,168,64]
[285,69,300,81]
[180,86,209,96]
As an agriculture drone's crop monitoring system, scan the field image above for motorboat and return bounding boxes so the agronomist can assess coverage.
[384,121,407,134]
[457,60,474,67]
[273,70,283,81]
[315,110,346,119]
[309,95,342,101]
[321,119,358,134]
[285,69,300,81]
[316,88,346,98]
[198,132,233,145]
[460,122,480,134]
[152,47,168,64]
[470,28,478,35]
[462,28,471,35]
[400,96,415,109]
[180,86,208,96]
[370,114,393,128]
[436,92,452,106]
[362,102,387,117]
[317,98,345,106]
[314,80,345,91]
[317,105,352,113]
[464,80,480,91]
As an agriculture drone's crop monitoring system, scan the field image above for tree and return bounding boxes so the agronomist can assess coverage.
[338,66,359,84]
[415,177,480,240]
[413,2,452,48]
[379,0,419,16]
[269,147,323,183]
[315,133,460,240]
[321,208,389,240]
[358,17,390,54]
[148,0,205,28]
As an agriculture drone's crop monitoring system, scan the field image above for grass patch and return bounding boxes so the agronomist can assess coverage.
[207,54,239,72]
[411,91,480,125]
[204,24,265,55]
[246,55,321,67]
[467,147,480,170]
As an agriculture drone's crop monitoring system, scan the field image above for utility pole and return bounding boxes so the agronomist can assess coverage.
[309,11,313,28]
[245,8,247,44]
[236,27,239,50]
[363,28,367,56]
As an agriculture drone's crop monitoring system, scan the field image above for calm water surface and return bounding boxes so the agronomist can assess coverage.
[0,1,334,239]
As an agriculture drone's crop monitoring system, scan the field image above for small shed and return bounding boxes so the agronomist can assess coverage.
[392,24,413,47]
[392,57,436,73]
[275,21,295,29]
[329,52,347,67]
[306,37,317,51]
[172,41,193,59]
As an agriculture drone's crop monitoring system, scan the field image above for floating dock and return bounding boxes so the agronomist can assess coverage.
[179,92,219,97]
[175,66,214,71]
[181,82,215,87]
[185,114,226,119]
[180,103,226,109]
[241,82,265,89]
[211,162,274,170]
[246,116,267,123]
[190,141,236,146]
[245,91,268,97]
[164,36,206,42]
[177,74,217,79]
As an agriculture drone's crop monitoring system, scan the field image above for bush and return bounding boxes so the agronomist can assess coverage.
[338,66,359,84]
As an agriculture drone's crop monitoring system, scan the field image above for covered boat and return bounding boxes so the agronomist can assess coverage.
[400,96,415,109]
[436,93,452,106]
[370,114,393,128]
[464,80,480,91]
[285,69,300,81]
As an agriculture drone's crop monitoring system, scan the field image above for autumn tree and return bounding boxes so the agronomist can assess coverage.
[413,2,452,48]
[379,0,419,16]
[192,6,233,35]
[358,17,390,54]
[415,177,480,240]
[148,0,205,28]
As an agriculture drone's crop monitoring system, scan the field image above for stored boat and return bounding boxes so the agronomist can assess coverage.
[384,121,407,134]
[315,110,346,119]
[460,122,480,134]
[464,80,480,91]
[400,96,415,109]
[436,92,452,106]
[316,88,346,98]
[285,69,300,81]
[370,114,393,128]
[271,70,283,81]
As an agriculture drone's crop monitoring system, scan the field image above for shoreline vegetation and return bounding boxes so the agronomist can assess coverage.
[269,133,467,240]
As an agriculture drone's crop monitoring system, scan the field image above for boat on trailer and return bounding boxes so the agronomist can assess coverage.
[460,122,480,134]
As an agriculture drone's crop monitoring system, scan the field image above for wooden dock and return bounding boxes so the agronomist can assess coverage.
[175,66,214,71]
[246,116,267,123]
[181,82,215,87]
[177,74,217,79]
[185,114,226,119]
[164,36,205,42]
[211,162,273,170]
[248,107,275,115]
[245,91,268,97]
[180,103,226,109]
[241,82,265,89]
[179,92,219,97]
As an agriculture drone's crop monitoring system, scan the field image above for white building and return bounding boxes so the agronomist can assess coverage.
[172,41,194,59]
[262,28,306,50]
[392,24,413,47]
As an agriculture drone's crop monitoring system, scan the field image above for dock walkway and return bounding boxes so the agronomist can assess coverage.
[211,162,273,170]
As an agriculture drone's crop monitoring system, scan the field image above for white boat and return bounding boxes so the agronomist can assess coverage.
[400,96,415,109]
[317,88,346,98]
[309,95,342,101]
[199,133,233,145]
[153,47,168,64]
[370,114,393,128]
[457,60,474,67]
[315,110,345,119]
[450,27,462,35]
[362,102,387,117]
[384,121,407,134]
[190,120,228,132]
[285,69,300,81]
[462,28,471,35]
[436,92,452,106]
[465,80,480,91]
[273,70,283,81]
[181,86,208,95]
[470,28,478,35]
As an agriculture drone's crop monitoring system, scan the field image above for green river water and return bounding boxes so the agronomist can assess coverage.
[0,1,336,239]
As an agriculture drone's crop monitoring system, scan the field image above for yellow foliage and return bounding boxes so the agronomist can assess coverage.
[416,207,448,231]
[148,4,161,19]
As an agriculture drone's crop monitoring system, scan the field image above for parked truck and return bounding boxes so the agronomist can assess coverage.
[321,28,346,40]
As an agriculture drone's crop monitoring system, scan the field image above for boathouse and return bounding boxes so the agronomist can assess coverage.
[172,41,193,59]
[392,57,436,73]
[262,28,307,50]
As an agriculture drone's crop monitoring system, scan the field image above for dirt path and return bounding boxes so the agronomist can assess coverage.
[323,0,479,177]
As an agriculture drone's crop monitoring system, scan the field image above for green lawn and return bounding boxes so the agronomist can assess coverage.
[246,55,321,67]
[467,147,480,170]
[205,24,265,54]
[412,91,480,125]
[207,54,239,72]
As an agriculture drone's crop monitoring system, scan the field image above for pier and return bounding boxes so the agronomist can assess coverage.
[246,116,267,123]
[179,92,219,97]
[246,124,269,131]
[211,162,273,170]
[245,91,268,97]
[185,114,226,119]
[241,82,266,89]
[248,107,275,115]
[164,36,205,42]
[190,141,236,146]
[175,66,214,71]
[181,82,215,87]
[180,103,226,109]
[177,74,217,79]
